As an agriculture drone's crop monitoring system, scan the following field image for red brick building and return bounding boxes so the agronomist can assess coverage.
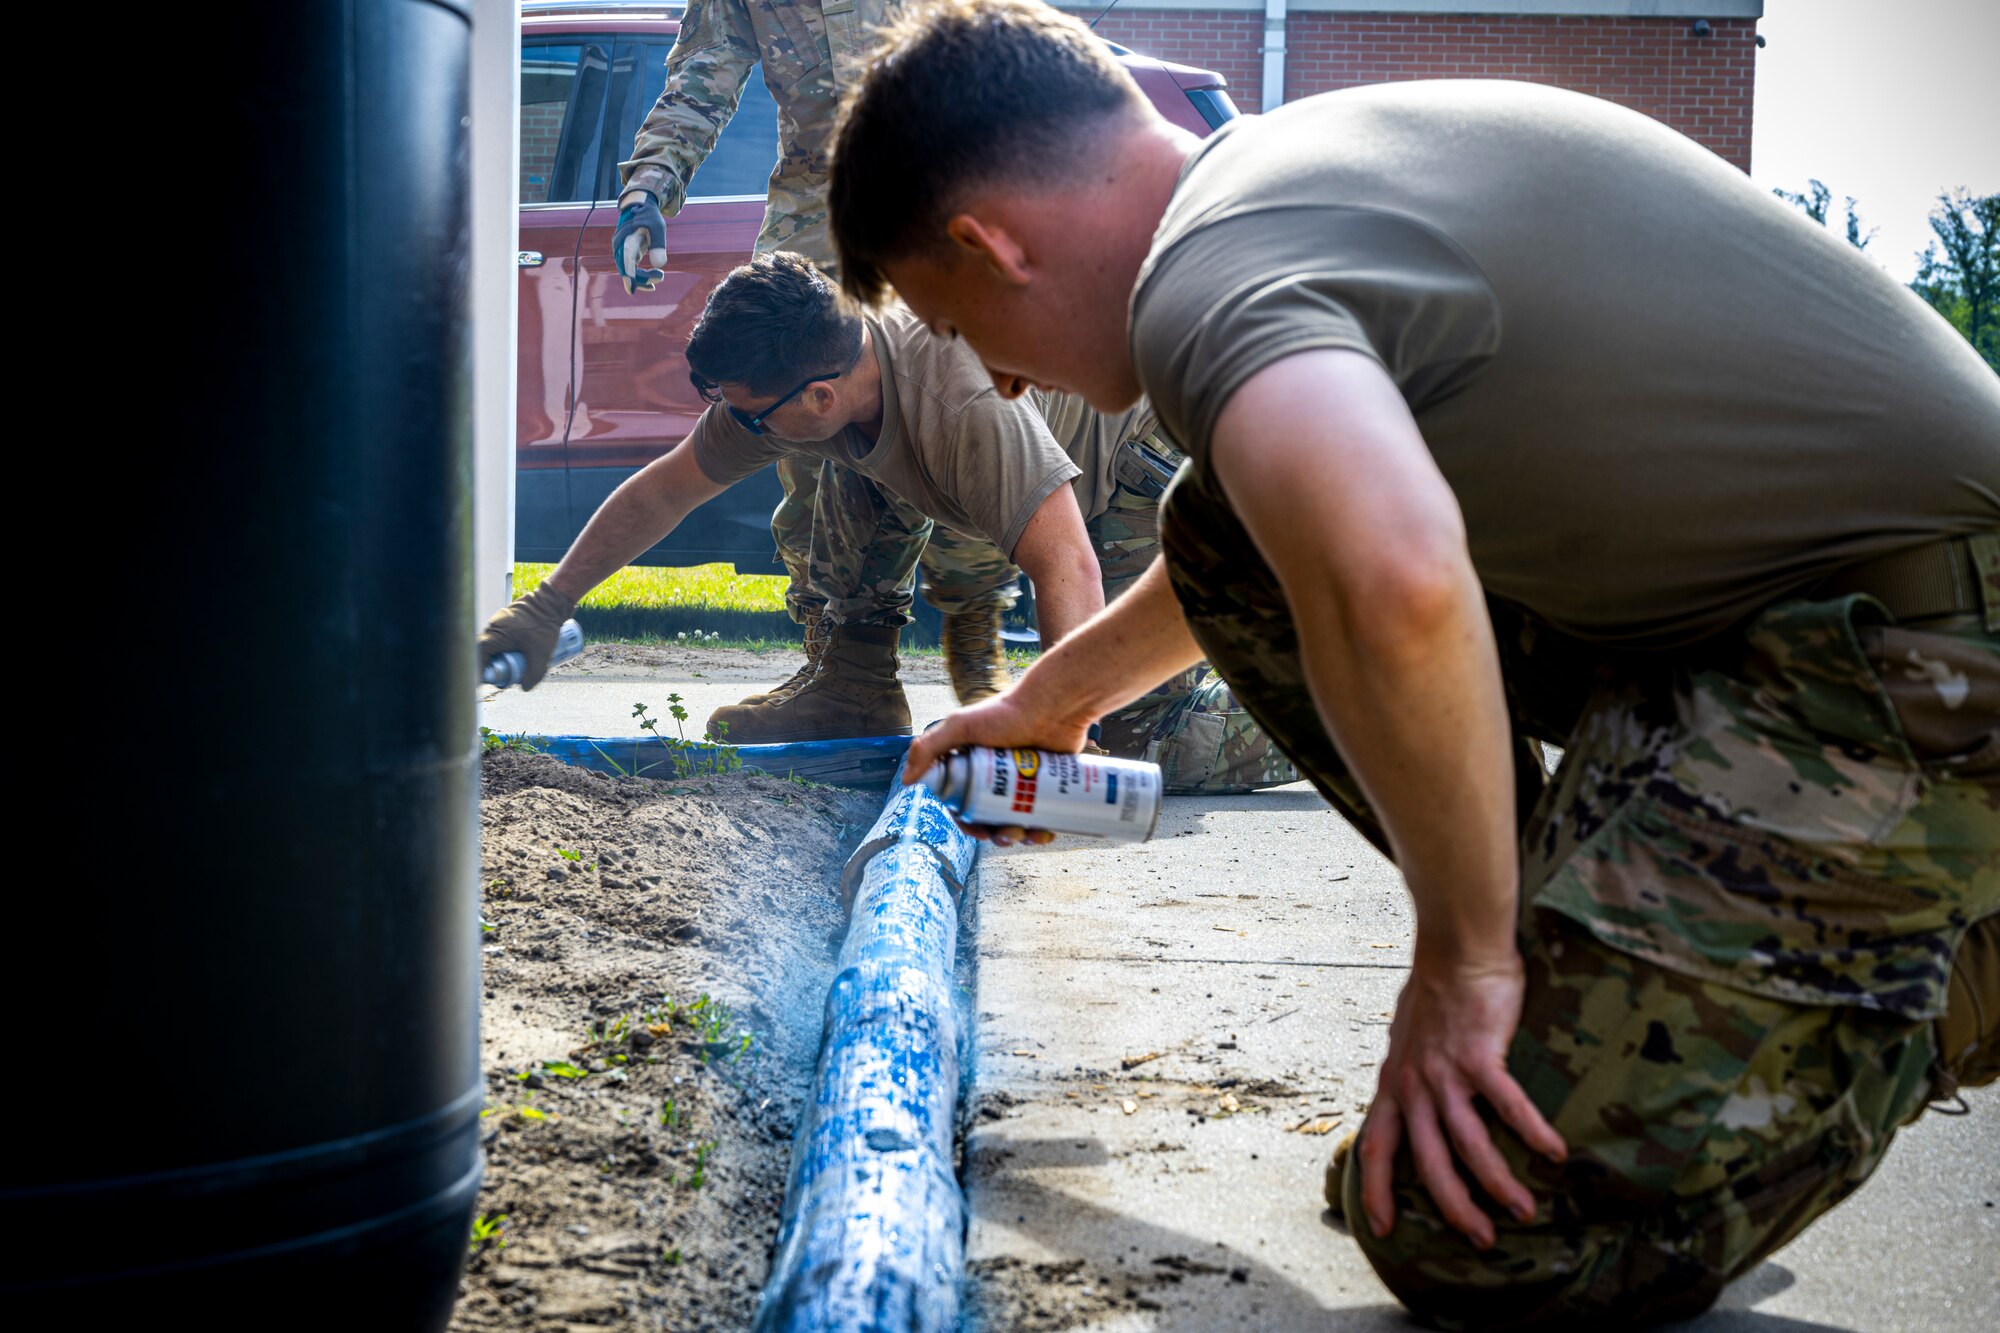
[1059,0,1761,171]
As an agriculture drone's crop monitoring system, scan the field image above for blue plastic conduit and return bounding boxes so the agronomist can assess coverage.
[754,779,978,1331]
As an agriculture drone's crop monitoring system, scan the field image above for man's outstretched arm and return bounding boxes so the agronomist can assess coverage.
[480,440,729,686]
[1008,483,1107,647]
[543,440,728,604]
[1207,348,1565,1248]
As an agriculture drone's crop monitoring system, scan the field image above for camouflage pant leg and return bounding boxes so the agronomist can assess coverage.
[1340,914,1938,1331]
[1089,477,1297,793]
[775,454,932,625]
[772,454,822,624]
[1162,464,2000,1327]
[805,459,928,628]
[1346,607,1997,1328]
[915,522,1020,617]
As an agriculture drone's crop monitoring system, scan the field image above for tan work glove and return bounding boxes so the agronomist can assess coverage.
[478,583,579,690]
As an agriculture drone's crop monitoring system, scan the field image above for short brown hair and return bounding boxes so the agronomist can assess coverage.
[830,0,1143,304]
[685,251,866,396]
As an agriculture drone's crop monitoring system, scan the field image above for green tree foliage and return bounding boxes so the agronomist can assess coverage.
[1909,190,1999,372]
[1774,179,1874,250]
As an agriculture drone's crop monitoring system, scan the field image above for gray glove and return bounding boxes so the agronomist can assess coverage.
[613,193,668,294]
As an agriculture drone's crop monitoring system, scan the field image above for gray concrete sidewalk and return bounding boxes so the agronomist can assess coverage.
[963,789,2000,1332]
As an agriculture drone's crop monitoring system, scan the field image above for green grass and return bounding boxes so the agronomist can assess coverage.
[516,561,799,644]
[515,560,1041,655]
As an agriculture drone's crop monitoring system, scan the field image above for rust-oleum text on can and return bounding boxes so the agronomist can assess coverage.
[919,747,1162,842]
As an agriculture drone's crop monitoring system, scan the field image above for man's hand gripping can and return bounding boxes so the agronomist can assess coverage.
[918,748,1163,842]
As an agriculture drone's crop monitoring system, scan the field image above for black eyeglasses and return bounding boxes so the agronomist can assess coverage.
[692,370,844,436]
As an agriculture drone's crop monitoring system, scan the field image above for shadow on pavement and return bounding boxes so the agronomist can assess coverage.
[971,1143,1855,1332]
[969,1140,1410,1331]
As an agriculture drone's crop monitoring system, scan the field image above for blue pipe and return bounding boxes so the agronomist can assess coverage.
[754,780,977,1332]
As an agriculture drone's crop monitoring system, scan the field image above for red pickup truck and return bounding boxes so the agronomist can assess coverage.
[516,0,1238,567]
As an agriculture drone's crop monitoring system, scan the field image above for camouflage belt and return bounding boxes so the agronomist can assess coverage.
[1810,532,1999,629]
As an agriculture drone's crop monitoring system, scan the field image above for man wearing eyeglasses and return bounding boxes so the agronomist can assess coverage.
[482,252,1295,791]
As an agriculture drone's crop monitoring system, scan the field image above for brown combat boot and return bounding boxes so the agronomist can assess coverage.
[940,604,1012,705]
[705,622,912,743]
[732,609,827,708]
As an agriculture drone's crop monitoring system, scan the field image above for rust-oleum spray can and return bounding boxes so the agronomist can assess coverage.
[919,747,1163,842]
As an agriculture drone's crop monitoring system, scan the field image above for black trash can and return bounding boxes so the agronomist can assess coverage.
[3,3,482,1327]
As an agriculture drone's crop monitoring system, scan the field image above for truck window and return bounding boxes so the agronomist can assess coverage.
[520,39,614,204]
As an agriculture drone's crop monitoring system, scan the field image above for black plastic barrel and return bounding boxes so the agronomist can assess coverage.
[5,3,480,1326]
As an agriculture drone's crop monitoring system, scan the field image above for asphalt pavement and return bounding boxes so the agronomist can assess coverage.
[487,656,2000,1332]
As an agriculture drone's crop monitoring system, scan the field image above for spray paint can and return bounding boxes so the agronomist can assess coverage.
[918,747,1163,842]
[481,619,585,689]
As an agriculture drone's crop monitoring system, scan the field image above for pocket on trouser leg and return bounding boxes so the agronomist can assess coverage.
[1531,598,1998,1024]
[1145,676,1299,794]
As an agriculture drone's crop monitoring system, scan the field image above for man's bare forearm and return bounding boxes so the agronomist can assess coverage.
[1021,556,1204,724]
[1293,569,1519,963]
[1011,485,1107,645]
[902,555,1203,783]
[1016,545,1104,646]
[545,444,724,603]
[1212,350,1518,964]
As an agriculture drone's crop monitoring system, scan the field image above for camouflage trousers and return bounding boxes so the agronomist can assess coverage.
[779,453,1019,626]
[1161,466,2000,1328]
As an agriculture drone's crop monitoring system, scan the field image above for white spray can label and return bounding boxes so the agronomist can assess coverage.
[920,747,1162,843]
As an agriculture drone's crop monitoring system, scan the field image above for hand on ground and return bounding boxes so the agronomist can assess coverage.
[1358,951,1566,1249]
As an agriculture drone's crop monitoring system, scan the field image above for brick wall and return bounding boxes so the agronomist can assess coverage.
[520,101,568,203]
[1061,8,1757,171]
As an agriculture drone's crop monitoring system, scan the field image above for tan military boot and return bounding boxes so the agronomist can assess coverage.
[732,609,827,708]
[940,604,1012,705]
[705,622,913,743]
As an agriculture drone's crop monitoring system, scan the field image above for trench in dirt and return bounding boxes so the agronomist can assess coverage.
[454,748,979,1331]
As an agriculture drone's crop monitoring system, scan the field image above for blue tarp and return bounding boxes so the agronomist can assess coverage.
[526,733,915,789]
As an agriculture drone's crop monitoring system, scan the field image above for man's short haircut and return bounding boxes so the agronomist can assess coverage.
[830,0,1145,304]
[685,251,866,397]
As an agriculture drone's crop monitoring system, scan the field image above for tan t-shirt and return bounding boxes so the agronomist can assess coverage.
[692,306,1154,555]
[1131,81,2000,648]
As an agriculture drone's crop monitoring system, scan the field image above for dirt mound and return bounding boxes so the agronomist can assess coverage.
[453,751,878,1331]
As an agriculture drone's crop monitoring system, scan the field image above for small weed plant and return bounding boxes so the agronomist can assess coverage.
[681,1141,716,1190]
[479,726,541,755]
[594,698,741,780]
[468,1212,508,1254]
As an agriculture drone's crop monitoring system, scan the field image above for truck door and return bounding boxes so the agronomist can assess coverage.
[514,35,613,562]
